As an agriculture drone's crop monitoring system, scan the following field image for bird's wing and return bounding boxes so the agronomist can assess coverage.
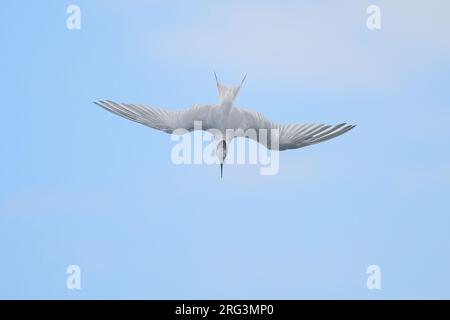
[233,108,356,150]
[94,100,214,133]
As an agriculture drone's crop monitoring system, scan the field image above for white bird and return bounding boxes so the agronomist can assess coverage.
[95,74,355,178]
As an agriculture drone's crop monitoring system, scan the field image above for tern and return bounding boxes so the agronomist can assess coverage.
[95,74,355,178]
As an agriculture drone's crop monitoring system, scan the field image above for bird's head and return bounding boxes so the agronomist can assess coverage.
[216,140,227,179]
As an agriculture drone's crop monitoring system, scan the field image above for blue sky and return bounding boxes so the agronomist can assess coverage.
[1,0,449,299]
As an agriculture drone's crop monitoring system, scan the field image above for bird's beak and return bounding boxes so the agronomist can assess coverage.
[220,163,223,179]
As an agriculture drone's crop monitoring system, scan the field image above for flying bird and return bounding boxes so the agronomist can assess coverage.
[95,74,355,178]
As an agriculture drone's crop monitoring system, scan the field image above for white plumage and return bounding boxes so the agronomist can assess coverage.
[95,74,355,176]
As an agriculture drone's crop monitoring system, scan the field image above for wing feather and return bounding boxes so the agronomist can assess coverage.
[233,107,355,150]
[94,100,214,133]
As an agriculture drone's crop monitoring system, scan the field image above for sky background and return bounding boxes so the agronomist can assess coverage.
[1,0,450,299]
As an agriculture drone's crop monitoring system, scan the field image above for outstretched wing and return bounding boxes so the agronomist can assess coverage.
[94,100,214,133]
[233,107,355,150]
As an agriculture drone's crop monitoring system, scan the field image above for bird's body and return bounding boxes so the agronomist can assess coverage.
[95,74,355,177]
